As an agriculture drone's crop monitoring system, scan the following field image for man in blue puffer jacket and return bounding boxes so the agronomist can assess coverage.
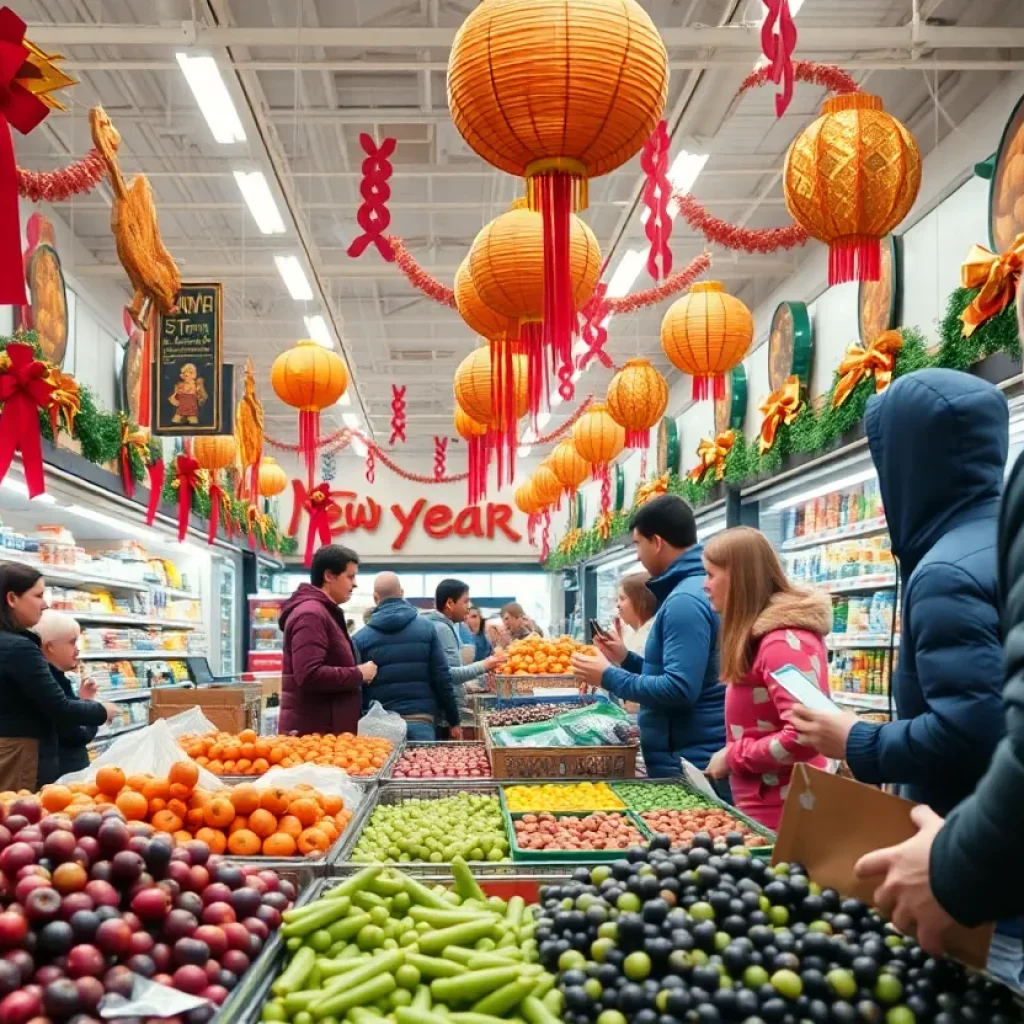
[572,495,726,776]
[353,572,460,742]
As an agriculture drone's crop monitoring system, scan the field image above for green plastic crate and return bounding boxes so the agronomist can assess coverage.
[506,808,654,864]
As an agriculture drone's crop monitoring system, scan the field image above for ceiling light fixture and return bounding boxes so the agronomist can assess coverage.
[66,504,168,544]
[175,54,245,144]
[606,249,646,299]
[233,170,285,234]
[351,436,368,458]
[275,255,313,301]
[342,413,362,430]
[303,314,334,349]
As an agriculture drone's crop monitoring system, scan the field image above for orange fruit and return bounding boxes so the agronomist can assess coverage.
[203,797,235,829]
[262,832,296,857]
[276,815,303,839]
[238,729,258,745]
[125,774,151,793]
[40,785,73,813]
[115,791,148,821]
[259,788,290,816]
[228,815,250,834]
[322,794,344,816]
[288,799,320,828]
[169,761,199,791]
[195,827,227,855]
[95,767,126,797]
[226,829,261,856]
[247,809,278,839]
[185,807,206,829]
[252,759,270,775]
[173,829,193,845]
[151,809,184,833]
[297,827,330,856]
[229,785,261,817]
[142,779,170,802]
[148,798,168,816]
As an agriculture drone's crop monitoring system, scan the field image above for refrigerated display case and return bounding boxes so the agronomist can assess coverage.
[248,595,286,671]
[214,554,239,676]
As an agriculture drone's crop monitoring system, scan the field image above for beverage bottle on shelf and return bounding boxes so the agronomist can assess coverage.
[795,503,805,538]
[832,596,848,635]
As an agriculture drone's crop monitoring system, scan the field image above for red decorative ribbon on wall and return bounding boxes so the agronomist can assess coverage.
[760,0,798,117]
[346,134,397,262]
[641,121,673,281]
[389,384,407,445]
[433,436,448,481]
[0,343,54,497]
[174,453,200,543]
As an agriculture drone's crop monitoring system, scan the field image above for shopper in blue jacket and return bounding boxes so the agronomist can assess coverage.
[353,572,460,741]
[573,495,725,776]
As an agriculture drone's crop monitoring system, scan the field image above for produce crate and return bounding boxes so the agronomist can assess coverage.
[492,672,581,697]
[475,692,611,731]
[611,778,776,857]
[391,740,493,781]
[498,782,629,815]
[505,807,653,864]
[484,725,637,780]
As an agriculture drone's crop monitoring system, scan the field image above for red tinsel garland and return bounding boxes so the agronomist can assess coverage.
[674,194,808,255]
[738,60,857,98]
[386,236,457,308]
[18,149,106,202]
[605,252,714,314]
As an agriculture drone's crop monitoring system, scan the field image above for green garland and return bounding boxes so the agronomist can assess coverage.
[545,282,1020,570]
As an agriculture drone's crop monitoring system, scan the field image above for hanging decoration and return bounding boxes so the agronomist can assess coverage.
[0,341,54,496]
[578,283,613,372]
[572,403,625,489]
[89,107,180,330]
[388,237,457,307]
[759,375,804,454]
[145,458,165,526]
[635,472,670,507]
[119,418,149,499]
[447,0,668,382]
[365,448,376,485]
[303,483,338,567]
[433,436,448,481]
[784,92,921,284]
[389,384,407,445]
[605,358,669,449]
[547,438,590,499]
[271,339,349,489]
[192,435,237,545]
[47,367,79,438]
[235,357,265,499]
[604,252,713,316]
[540,510,552,564]
[172,451,200,543]
[760,0,798,118]
[959,236,1024,337]
[530,465,563,510]
[347,133,397,262]
[258,456,288,499]
[641,121,673,281]
[830,330,904,409]
[689,432,736,484]
[661,281,754,400]
[455,404,489,506]
[514,479,544,548]
[17,147,104,203]
[454,259,508,342]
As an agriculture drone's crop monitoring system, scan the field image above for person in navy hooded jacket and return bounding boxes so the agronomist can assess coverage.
[790,368,1020,985]
[572,495,725,777]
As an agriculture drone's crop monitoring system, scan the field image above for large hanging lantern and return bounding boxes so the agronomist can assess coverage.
[191,434,236,545]
[270,339,349,487]
[455,404,490,506]
[661,282,753,401]
[530,465,564,509]
[572,402,625,477]
[547,438,590,497]
[455,257,508,341]
[448,0,668,376]
[606,357,669,448]
[258,456,288,499]
[514,478,544,516]
[784,92,921,285]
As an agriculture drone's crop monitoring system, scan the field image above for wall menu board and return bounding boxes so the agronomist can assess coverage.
[153,282,223,436]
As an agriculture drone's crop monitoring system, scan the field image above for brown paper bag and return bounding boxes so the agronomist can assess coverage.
[773,764,993,969]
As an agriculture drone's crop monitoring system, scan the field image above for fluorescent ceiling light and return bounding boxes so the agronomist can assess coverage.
[550,392,564,409]
[1,479,55,504]
[275,255,313,301]
[606,249,646,299]
[517,445,533,457]
[338,391,352,407]
[303,314,334,349]
[668,150,710,193]
[536,412,551,430]
[342,413,362,430]
[233,170,285,234]
[176,53,245,144]
[351,436,368,458]
[66,504,164,544]
[767,467,877,512]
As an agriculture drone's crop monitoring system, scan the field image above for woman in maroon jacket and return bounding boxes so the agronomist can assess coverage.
[278,545,377,735]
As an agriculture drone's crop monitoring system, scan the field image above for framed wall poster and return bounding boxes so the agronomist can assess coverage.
[20,214,68,369]
[715,365,748,434]
[987,91,1024,254]
[656,416,680,476]
[858,234,902,344]
[768,301,813,392]
[153,282,223,436]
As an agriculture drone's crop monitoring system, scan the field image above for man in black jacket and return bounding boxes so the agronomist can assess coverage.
[855,445,1024,974]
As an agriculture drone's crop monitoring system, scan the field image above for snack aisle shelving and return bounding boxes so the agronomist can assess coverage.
[248,594,286,671]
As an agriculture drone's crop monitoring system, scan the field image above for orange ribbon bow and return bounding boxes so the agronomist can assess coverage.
[118,417,149,498]
[689,431,735,483]
[759,375,803,454]
[830,330,904,409]
[558,528,582,555]
[959,235,1024,338]
[46,366,79,437]
[635,472,670,507]
[595,510,614,541]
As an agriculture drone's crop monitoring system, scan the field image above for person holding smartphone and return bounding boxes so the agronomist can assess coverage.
[701,527,833,831]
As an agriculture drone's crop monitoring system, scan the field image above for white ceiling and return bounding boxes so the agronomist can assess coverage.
[13,0,1024,460]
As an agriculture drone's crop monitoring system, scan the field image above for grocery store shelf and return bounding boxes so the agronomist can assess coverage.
[827,634,896,649]
[0,552,200,598]
[79,650,201,661]
[74,612,200,629]
[159,587,200,600]
[832,691,891,711]
[782,517,888,552]
[95,683,195,701]
[91,722,146,744]
[817,575,896,595]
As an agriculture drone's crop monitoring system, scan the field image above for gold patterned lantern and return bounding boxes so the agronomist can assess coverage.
[606,358,669,449]
[572,402,625,478]
[258,456,288,499]
[661,282,753,401]
[784,92,921,285]
[547,438,590,496]
[448,0,668,375]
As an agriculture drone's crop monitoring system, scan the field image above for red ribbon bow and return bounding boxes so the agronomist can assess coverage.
[641,121,674,282]
[174,453,200,543]
[0,342,54,496]
[0,9,52,305]
[761,0,798,118]
[347,134,397,262]
[304,483,337,567]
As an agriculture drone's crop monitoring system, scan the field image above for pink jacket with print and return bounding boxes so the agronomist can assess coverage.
[724,590,832,831]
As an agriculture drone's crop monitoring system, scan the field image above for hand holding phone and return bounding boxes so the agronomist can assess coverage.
[589,618,609,639]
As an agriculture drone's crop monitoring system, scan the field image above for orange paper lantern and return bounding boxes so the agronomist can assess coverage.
[784,92,921,285]
[572,402,625,472]
[271,339,349,486]
[192,434,236,473]
[547,438,590,495]
[448,0,668,378]
[661,282,753,401]
[455,257,508,341]
[514,479,544,516]
[258,456,288,499]
[606,357,669,448]
[530,465,563,509]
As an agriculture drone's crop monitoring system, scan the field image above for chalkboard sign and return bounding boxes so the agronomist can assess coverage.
[154,282,223,436]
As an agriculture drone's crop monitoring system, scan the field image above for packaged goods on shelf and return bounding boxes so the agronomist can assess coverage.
[829,648,896,696]
[781,476,885,543]
[785,534,895,586]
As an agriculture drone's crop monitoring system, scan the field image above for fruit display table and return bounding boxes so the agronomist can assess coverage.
[391,741,493,780]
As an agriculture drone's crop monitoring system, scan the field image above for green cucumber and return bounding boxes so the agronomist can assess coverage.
[471,978,537,1016]
[406,953,469,979]
[309,974,397,1020]
[418,918,499,957]
[451,856,487,904]
[271,946,316,996]
[522,995,562,1024]
[431,967,523,1006]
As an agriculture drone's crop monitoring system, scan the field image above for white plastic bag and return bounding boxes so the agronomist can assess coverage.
[57,718,223,791]
[161,705,220,740]
[246,765,367,817]
[99,973,208,1018]
[358,700,407,745]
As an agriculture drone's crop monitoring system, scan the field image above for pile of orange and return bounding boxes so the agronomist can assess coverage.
[501,634,597,677]
[179,729,393,778]
[28,761,353,859]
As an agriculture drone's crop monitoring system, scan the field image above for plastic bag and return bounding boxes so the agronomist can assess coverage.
[358,700,407,746]
[99,973,209,1018]
[246,765,367,817]
[58,718,223,790]
[161,706,220,740]
[490,702,637,748]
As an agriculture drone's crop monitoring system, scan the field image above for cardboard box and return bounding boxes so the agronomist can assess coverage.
[149,686,262,734]
[774,764,992,969]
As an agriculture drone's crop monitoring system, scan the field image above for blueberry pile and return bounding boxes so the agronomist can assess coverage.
[534,834,1019,1024]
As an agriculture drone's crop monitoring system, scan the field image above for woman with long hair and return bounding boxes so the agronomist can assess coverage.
[702,527,832,830]
[0,565,113,789]
[617,571,657,655]
[465,606,493,662]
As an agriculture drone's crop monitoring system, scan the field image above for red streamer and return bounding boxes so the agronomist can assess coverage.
[433,436,448,481]
[761,0,798,118]
[365,448,375,484]
[174,454,200,543]
[578,284,613,371]
[466,433,490,506]
[207,481,226,546]
[298,409,319,490]
[386,237,456,307]
[600,472,612,515]
[347,134,397,262]
[120,447,134,499]
[537,173,577,391]
[519,321,546,424]
[145,459,165,526]
[0,343,53,497]
[539,510,551,563]
[18,148,105,202]
[389,384,407,445]
[303,484,336,567]
[641,121,673,281]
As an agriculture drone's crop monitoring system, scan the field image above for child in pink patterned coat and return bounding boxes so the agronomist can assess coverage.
[702,527,833,831]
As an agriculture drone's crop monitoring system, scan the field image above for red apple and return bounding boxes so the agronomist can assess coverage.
[130,932,155,956]
[200,883,231,907]
[171,965,207,996]
[65,945,104,979]
[0,912,28,948]
[83,880,118,908]
[200,985,228,1006]
[74,976,104,1013]
[60,893,94,921]
[0,844,36,876]
[131,887,171,922]
[201,902,235,926]
[221,949,249,977]
[94,918,132,956]
[193,926,227,960]
[9,798,41,825]
[163,909,197,942]
[23,888,62,924]
[0,988,42,1024]
[222,923,250,951]
[15,876,52,906]
[95,820,129,857]
[241,917,268,941]
[186,866,209,893]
